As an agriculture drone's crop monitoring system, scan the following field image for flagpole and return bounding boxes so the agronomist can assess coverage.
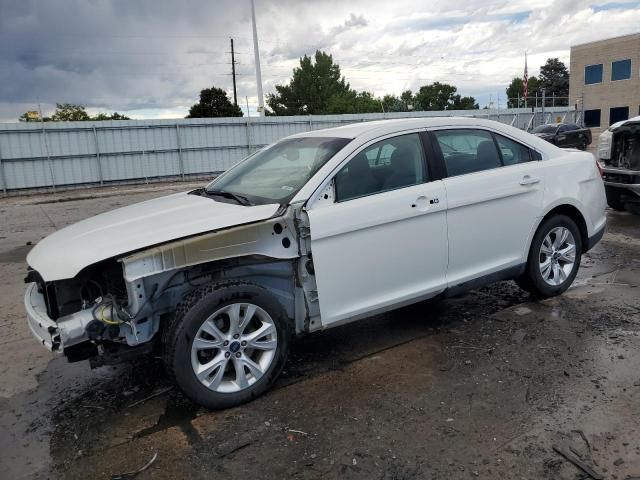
[250,0,265,117]
[523,52,528,109]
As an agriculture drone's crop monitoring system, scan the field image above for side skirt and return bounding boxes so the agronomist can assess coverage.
[439,263,527,299]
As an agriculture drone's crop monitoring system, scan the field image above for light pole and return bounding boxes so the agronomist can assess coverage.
[250,0,265,116]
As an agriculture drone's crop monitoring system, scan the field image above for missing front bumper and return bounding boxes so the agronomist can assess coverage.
[25,282,62,351]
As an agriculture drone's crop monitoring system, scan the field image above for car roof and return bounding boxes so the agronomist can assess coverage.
[287,116,535,139]
[289,116,562,203]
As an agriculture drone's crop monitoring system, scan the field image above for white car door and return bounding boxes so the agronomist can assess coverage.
[430,128,544,287]
[306,132,448,327]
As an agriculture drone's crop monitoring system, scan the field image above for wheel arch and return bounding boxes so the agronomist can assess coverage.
[150,256,298,320]
[541,204,589,252]
[525,202,590,260]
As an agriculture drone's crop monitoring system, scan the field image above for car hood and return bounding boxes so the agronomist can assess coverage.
[610,115,640,131]
[27,191,281,281]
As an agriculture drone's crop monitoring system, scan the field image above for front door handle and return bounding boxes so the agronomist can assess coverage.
[520,175,540,186]
[411,195,430,210]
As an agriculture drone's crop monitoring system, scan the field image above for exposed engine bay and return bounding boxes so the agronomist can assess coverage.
[24,206,321,367]
[599,119,640,215]
[25,259,224,364]
[605,122,640,170]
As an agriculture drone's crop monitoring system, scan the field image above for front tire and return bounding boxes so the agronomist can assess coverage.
[517,215,582,298]
[163,281,291,409]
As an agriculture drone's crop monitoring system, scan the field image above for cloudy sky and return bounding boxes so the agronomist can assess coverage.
[0,0,639,122]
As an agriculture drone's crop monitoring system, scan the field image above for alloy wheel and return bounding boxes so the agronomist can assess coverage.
[190,303,278,393]
[538,226,577,286]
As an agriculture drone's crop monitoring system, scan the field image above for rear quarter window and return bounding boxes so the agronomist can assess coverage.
[494,134,533,165]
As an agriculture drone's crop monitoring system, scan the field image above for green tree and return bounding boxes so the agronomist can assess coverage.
[538,58,569,106]
[92,112,130,120]
[19,104,131,122]
[266,51,353,115]
[381,94,406,112]
[452,95,479,110]
[326,91,382,114]
[413,82,477,110]
[505,58,568,108]
[506,76,540,107]
[400,90,415,110]
[50,103,91,121]
[186,86,242,118]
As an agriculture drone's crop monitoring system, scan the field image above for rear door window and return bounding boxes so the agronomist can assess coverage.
[433,130,501,177]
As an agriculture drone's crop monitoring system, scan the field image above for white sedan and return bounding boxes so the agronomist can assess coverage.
[25,117,606,408]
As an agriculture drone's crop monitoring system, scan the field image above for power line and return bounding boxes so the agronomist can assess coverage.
[0,32,252,39]
[230,38,238,106]
[21,50,251,56]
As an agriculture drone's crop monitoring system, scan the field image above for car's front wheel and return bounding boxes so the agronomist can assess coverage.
[516,215,582,297]
[163,281,290,409]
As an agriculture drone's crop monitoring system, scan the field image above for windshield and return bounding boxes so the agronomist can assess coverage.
[206,137,351,205]
[532,125,558,134]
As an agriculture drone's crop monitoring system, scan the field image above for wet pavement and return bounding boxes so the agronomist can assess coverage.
[1,182,639,479]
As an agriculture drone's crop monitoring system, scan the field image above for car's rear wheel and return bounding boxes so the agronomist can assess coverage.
[516,215,582,298]
[163,281,290,409]
[577,137,589,150]
[605,186,627,211]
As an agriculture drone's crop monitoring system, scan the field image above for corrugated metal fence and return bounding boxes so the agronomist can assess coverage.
[0,107,576,193]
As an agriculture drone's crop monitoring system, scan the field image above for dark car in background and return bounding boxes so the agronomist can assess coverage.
[532,123,592,150]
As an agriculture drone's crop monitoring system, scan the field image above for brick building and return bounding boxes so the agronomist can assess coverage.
[569,33,640,138]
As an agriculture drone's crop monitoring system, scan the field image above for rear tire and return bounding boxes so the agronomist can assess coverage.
[163,281,291,409]
[517,215,582,298]
[577,137,588,150]
[605,186,627,211]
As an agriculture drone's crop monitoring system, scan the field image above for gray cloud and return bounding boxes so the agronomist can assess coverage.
[0,0,639,121]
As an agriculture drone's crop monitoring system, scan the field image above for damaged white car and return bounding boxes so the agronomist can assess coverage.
[25,117,606,409]
[598,115,640,214]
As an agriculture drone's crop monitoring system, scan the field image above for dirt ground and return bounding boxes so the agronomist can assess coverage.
[1,182,639,480]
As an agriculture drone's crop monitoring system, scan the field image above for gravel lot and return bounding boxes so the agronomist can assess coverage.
[1,182,639,480]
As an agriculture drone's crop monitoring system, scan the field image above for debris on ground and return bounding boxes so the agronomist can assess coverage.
[552,444,603,480]
[111,452,157,480]
[127,387,173,408]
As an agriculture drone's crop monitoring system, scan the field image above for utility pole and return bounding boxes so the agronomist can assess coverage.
[541,88,546,123]
[230,38,238,106]
[250,0,265,116]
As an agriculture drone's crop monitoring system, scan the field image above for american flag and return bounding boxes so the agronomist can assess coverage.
[523,52,528,104]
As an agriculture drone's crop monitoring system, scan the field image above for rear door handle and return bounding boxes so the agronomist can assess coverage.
[520,175,540,186]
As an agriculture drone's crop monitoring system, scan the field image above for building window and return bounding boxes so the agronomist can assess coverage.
[611,59,632,81]
[584,64,603,84]
[609,106,629,126]
[584,109,601,128]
